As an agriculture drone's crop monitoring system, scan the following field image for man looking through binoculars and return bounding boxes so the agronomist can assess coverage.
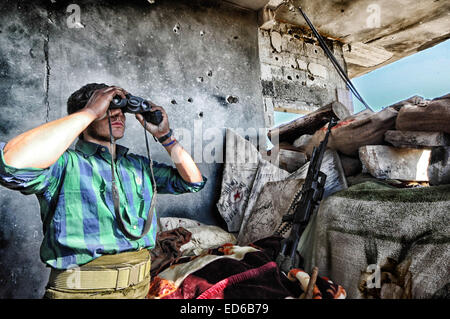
[0,83,207,298]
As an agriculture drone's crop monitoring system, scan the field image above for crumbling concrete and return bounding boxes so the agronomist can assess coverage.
[260,0,450,78]
[359,145,450,185]
[258,22,353,128]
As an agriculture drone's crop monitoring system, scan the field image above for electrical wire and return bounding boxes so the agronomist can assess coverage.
[295,5,374,112]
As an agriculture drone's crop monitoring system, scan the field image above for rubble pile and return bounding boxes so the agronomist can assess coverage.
[268,93,450,187]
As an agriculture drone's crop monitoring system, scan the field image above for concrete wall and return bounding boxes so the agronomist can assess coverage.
[0,0,265,298]
[258,22,353,127]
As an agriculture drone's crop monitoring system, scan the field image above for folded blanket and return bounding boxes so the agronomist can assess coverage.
[150,227,192,277]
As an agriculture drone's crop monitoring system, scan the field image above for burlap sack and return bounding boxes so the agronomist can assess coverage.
[236,157,290,243]
[216,128,264,232]
[237,178,304,246]
[299,181,450,299]
[237,149,348,246]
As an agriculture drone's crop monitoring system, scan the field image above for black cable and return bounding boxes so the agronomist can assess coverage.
[297,6,374,112]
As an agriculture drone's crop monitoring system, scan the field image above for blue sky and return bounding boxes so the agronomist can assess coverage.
[274,38,450,126]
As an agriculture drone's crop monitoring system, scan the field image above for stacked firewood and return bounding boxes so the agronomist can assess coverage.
[268,93,450,186]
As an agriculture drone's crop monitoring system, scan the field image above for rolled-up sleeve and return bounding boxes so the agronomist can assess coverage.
[150,160,207,194]
[0,142,67,195]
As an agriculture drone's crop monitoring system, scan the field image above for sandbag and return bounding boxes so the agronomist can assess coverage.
[299,181,450,299]
[396,93,450,134]
[236,158,290,243]
[216,129,261,232]
[238,149,348,246]
[237,178,304,246]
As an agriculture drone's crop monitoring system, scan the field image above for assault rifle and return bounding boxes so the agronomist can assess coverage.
[275,115,338,273]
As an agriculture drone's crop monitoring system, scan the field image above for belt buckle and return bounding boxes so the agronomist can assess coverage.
[129,264,140,287]
[116,267,131,290]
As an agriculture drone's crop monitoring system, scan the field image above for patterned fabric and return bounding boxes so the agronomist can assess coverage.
[0,140,206,269]
[147,236,346,299]
[287,269,346,299]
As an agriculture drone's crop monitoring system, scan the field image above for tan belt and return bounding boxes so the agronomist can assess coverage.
[48,250,151,291]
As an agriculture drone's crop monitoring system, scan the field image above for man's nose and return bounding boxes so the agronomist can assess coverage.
[110,108,125,119]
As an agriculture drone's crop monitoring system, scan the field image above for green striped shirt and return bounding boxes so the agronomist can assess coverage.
[0,139,206,269]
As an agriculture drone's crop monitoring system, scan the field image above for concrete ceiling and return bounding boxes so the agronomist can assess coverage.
[228,0,450,78]
[224,0,269,11]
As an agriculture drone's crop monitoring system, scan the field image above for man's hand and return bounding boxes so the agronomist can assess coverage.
[3,86,128,169]
[135,103,171,139]
[82,86,128,121]
[136,102,203,184]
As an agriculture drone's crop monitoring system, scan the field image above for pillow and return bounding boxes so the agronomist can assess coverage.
[159,217,236,256]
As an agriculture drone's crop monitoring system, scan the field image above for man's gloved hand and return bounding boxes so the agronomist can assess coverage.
[82,86,128,121]
[135,102,171,139]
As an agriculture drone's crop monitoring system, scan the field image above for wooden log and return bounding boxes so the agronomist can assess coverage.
[278,149,308,173]
[278,142,304,152]
[304,267,319,299]
[267,143,307,173]
[385,95,426,111]
[385,130,450,148]
[304,107,396,158]
[396,93,450,134]
[268,101,351,144]
[338,152,362,177]
[293,134,313,150]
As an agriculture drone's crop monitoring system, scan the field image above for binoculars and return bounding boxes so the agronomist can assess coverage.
[109,94,163,125]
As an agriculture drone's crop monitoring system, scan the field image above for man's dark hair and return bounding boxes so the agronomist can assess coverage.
[67,83,109,115]
[67,83,109,140]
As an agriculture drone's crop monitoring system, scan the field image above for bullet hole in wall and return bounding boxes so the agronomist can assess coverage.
[198,111,203,118]
[287,76,292,80]
[200,30,205,36]
[173,23,180,34]
[171,99,177,104]
[226,95,239,104]
[207,70,213,77]
[197,77,204,83]
[188,97,193,103]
